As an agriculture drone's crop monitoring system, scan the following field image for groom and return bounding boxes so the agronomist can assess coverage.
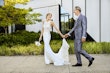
[65,6,94,67]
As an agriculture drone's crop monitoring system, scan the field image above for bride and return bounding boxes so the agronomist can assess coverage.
[39,13,70,66]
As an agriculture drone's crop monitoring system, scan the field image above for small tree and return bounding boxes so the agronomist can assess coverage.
[4,0,30,6]
[0,0,41,34]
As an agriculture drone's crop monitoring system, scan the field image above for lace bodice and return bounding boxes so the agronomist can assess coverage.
[43,20,52,33]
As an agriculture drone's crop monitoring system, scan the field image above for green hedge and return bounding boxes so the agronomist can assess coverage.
[0,44,44,56]
[0,30,40,46]
[51,32,61,40]
[0,40,110,56]
[0,30,61,47]
[0,30,110,56]
[83,42,110,54]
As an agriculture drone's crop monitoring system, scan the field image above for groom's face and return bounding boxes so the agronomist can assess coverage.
[74,9,79,16]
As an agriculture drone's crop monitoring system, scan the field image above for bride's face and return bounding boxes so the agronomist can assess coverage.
[47,14,52,20]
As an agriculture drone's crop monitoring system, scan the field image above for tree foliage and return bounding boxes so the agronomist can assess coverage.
[0,6,41,27]
[0,0,42,34]
[4,0,30,6]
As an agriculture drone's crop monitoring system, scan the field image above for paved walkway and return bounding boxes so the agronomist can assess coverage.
[0,54,110,73]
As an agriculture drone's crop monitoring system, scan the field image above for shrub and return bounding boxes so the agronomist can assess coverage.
[101,42,110,54]
[83,42,110,54]
[0,30,110,56]
[51,32,61,40]
[0,44,44,56]
[50,40,62,53]
[0,40,110,56]
[0,30,40,46]
[0,31,62,46]
[83,42,102,54]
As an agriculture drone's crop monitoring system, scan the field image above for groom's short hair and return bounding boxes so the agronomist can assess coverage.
[75,6,81,12]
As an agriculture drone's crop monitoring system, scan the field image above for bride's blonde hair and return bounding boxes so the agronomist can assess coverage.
[46,13,52,18]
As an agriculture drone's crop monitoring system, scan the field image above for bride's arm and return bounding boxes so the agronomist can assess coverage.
[39,21,44,42]
[51,21,65,38]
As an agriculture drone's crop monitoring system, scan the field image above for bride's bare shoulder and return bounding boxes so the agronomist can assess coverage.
[50,21,54,27]
[50,21,53,23]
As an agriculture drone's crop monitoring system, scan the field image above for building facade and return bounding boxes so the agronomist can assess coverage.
[0,0,110,42]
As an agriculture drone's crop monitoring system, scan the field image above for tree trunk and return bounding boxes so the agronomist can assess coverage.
[3,27,8,35]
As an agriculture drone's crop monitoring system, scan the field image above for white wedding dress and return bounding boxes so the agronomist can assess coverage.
[43,20,70,66]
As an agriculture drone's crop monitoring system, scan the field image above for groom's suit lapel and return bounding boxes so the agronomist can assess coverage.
[77,14,82,24]
[74,14,82,27]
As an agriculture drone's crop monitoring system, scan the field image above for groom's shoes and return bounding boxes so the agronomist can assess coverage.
[72,63,82,67]
[88,57,95,67]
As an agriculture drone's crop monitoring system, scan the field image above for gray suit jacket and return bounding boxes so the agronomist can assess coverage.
[68,14,87,40]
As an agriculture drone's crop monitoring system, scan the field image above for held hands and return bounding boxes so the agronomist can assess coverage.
[61,34,69,38]
[61,33,86,42]
[64,34,69,38]
[61,34,65,38]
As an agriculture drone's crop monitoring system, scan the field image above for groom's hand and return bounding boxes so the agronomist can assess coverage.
[65,34,69,38]
[81,38,86,42]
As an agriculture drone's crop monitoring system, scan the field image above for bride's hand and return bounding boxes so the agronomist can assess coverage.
[61,34,65,38]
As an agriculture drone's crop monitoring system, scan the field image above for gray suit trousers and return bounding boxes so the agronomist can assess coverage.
[74,39,92,64]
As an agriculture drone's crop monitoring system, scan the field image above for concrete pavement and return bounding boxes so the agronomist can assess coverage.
[0,54,110,73]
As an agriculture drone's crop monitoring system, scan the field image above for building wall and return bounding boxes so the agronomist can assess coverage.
[0,0,4,6]
[61,0,73,18]
[56,0,73,18]
[86,0,100,42]
[15,0,60,33]
[101,0,110,42]
[86,0,110,42]
[73,0,85,16]
[26,5,59,32]
[59,0,110,42]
